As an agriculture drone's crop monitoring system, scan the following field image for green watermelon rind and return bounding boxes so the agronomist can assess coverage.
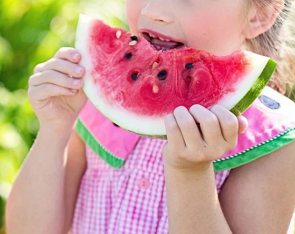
[230,58,277,116]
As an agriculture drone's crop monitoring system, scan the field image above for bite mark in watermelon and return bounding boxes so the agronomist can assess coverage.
[75,14,277,136]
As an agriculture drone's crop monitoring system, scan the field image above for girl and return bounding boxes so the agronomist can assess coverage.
[6,0,295,233]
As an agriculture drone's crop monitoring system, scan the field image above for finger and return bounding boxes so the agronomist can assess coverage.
[173,106,204,149]
[237,115,248,134]
[28,83,77,101]
[54,47,81,63]
[164,113,185,150]
[210,105,239,147]
[189,104,223,145]
[29,70,83,90]
[34,58,85,78]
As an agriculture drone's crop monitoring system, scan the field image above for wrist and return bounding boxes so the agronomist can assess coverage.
[164,161,214,176]
[38,125,73,147]
[163,152,214,172]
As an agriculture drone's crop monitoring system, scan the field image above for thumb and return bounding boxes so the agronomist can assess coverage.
[237,115,248,134]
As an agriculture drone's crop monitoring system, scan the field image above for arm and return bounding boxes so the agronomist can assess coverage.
[63,131,87,233]
[164,163,232,234]
[6,47,87,234]
[163,104,247,233]
[5,129,87,234]
[219,141,295,234]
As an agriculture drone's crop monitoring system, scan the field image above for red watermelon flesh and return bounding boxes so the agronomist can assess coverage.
[76,14,276,136]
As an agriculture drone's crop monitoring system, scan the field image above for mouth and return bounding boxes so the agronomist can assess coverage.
[141,30,185,51]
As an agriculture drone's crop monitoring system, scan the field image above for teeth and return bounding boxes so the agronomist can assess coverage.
[159,36,169,42]
[148,32,171,42]
[148,33,155,38]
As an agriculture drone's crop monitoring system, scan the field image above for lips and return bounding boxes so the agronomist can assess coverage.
[141,31,184,51]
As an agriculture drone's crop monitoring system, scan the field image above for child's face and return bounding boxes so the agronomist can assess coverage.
[126,0,250,56]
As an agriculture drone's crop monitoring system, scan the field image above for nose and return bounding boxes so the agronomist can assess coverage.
[141,0,174,24]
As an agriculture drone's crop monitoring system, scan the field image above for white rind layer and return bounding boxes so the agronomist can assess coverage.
[217,51,269,109]
[76,14,270,136]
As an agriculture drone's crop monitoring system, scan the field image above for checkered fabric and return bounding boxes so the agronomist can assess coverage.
[72,137,230,234]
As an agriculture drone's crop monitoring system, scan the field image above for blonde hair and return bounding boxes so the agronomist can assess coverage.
[245,0,295,97]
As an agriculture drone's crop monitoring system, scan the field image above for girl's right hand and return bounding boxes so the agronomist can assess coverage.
[28,47,87,135]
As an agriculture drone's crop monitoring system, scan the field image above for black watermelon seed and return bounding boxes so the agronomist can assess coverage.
[130,35,138,41]
[185,63,194,69]
[124,52,133,60]
[131,72,139,81]
[157,70,168,80]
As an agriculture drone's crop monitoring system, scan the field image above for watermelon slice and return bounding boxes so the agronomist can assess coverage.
[75,14,277,136]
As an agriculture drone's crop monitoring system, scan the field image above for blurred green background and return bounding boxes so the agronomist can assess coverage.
[0,0,294,233]
[0,0,127,232]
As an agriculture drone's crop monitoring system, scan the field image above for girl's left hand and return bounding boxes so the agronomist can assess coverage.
[163,104,248,171]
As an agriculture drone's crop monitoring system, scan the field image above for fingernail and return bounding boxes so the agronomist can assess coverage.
[75,66,82,74]
[73,79,82,85]
[72,53,80,60]
[164,114,174,122]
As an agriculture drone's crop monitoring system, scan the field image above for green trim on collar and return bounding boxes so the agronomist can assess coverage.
[76,117,295,172]
[75,118,124,168]
[213,127,295,172]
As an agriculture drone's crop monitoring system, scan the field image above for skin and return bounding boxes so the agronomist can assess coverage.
[6,0,295,233]
[126,0,250,55]
[5,48,87,234]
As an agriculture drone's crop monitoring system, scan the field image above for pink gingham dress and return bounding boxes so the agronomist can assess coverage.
[72,86,295,234]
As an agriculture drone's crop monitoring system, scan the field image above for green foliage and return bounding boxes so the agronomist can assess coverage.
[0,0,81,91]
[0,0,80,229]
[0,0,126,231]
